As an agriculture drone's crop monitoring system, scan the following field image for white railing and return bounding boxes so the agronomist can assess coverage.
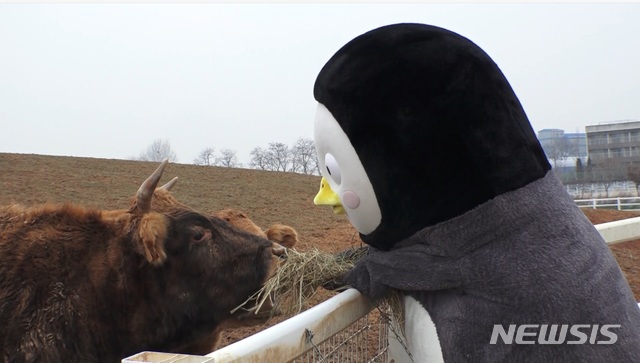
[575,196,640,211]
[595,216,640,245]
[124,217,640,363]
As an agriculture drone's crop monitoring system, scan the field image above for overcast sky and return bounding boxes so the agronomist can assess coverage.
[1,3,639,165]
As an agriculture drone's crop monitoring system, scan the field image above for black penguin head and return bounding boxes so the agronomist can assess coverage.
[313,23,550,251]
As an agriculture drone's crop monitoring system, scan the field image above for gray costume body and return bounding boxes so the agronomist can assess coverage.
[347,171,640,361]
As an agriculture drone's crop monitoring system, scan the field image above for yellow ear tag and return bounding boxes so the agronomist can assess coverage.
[313,177,345,215]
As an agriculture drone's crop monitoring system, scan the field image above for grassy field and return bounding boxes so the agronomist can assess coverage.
[0,153,340,239]
[2,153,639,349]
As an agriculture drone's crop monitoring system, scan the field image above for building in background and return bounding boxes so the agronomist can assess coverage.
[585,120,640,166]
[537,128,587,168]
[538,120,640,196]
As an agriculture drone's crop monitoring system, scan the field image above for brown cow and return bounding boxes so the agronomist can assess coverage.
[0,160,296,362]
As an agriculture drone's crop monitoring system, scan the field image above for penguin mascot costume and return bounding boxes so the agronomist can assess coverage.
[312,23,640,362]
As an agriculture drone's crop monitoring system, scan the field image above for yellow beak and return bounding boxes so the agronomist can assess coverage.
[314,177,345,215]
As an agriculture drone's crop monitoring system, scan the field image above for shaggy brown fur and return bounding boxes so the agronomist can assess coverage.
[0,162,296,362]
[213,208,298,249]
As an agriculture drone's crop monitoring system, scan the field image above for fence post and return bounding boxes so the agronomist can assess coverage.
[618,198,622,210]
[593,199,596,209]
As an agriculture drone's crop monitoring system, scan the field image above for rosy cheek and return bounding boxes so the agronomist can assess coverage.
[341,191,360,209]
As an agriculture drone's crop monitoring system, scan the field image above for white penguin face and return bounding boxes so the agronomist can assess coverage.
[314,103,382,235]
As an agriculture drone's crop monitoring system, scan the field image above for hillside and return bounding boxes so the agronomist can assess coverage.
[2,153,639,348]
[0,153,345,247]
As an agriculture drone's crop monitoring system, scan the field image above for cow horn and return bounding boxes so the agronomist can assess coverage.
[136,159,169,213]
[158,176,178,191]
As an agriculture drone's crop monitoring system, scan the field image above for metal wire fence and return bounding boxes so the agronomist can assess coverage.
[290,308,389,363]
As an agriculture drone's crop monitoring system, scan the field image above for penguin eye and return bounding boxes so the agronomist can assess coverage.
[324,153,342,185]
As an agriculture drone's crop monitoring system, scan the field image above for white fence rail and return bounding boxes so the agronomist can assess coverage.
[124,217,640,363]
[575,197,640,210]
[595,216,640,245]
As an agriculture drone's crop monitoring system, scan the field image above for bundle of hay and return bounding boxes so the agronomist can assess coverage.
[232,247,368,318]
[232,246,405,331]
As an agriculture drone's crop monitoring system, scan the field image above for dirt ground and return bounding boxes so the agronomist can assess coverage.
[219,208,640,349]
[583,209,640,300]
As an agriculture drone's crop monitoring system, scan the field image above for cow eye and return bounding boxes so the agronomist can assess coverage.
[191,227,208,244]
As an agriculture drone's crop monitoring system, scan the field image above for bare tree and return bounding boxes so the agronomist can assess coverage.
[290,138,318,175]
[628,164,640,196]
[591,159,627,198]
[138,139,178,162]
[249,140,321,173]
[250,147,269,170]
[194,147,215,166]
[215,148,241,168]
[267,142,291,172]
[543,137,572,168]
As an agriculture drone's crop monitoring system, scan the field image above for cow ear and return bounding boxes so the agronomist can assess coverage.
[265,224,298,249]
[136,213,168,265]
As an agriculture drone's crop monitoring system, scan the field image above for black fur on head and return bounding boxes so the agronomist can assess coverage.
[314,23,550,250]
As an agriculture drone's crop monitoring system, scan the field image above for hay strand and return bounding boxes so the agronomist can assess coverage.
[231,246,405,330]
[232,247,365,317]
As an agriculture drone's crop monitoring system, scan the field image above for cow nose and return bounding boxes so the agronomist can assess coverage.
[271,243,288,259]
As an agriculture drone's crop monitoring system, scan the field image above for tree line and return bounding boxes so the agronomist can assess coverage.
[133,138,319,175]
[248,138,318,174]
[541,135,640,197]
[566,157,640,197]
